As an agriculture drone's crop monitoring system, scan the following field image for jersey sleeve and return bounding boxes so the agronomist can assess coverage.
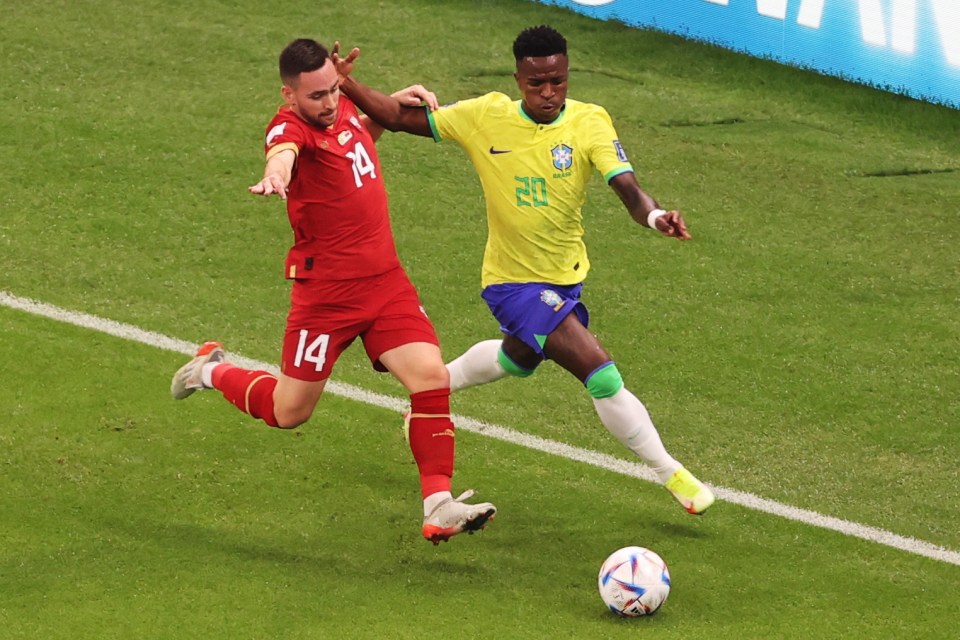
[263,113,305,161]
[427,94,495,144]
[584,106,634,182]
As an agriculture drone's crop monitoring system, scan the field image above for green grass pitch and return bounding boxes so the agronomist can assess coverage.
[1,0,958,638]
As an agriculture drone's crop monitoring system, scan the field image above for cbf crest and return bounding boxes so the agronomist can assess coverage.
[540,289,565,311]
[551,144,573,171]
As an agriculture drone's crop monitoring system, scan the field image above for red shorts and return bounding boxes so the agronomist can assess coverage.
[281,267,439,382]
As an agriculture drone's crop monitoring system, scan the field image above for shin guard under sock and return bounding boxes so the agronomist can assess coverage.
[407,388,455,498]
[212,364,280,428]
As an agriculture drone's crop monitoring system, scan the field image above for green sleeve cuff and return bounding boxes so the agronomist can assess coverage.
[426,109,442,142]
[604,166,633,183]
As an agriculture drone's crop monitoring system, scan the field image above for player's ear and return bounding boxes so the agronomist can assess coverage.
[281,84,295,105]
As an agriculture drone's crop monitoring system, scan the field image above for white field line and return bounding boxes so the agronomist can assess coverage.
[3,289,959,567]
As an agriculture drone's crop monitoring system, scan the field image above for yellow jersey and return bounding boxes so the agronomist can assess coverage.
[427,92,633,288]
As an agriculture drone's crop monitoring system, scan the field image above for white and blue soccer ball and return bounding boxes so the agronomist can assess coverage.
[598,546,671,617]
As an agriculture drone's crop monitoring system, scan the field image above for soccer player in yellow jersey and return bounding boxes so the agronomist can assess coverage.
[337,25,715,515]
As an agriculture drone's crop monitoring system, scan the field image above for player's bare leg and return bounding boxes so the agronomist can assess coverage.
[271,374,327,428]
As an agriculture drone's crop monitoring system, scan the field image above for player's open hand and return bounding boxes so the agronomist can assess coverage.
[390,84,439,111]
[331,40,360,82]
[654,210,691,240]
[248,174,287,200]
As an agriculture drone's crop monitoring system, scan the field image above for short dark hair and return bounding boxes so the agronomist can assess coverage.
[279,38,330,84]
[513,25,567,61]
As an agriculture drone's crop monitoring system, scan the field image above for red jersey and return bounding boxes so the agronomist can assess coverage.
[262,96,401,281]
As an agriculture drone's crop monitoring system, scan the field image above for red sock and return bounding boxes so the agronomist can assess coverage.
[407,388,455,498]
[211,363,280,427]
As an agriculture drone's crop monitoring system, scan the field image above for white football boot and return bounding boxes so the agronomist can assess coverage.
[170,341,225,400]
[422,490,496,545]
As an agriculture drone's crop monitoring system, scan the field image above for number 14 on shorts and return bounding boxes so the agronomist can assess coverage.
[294,330,329,371]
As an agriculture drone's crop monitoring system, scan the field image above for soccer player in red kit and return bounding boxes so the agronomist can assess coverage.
[170,38,495,545]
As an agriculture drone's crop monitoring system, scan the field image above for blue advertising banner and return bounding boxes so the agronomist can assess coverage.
[532,0,960,109]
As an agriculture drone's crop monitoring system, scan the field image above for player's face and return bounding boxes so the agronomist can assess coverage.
[515,54,569,124]
[283,59,340,128]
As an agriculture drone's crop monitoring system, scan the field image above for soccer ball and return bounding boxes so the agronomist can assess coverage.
[597,546,671,617]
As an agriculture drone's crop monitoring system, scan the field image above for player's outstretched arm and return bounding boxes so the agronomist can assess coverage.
[331,42,437,110]
[332,41,434,137]
[248,149,295,201]
[609,172,691,240]
[363,85,439,141]
[340,75,434,138]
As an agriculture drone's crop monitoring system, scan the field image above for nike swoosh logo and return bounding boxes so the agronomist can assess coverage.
[489,147,511,155]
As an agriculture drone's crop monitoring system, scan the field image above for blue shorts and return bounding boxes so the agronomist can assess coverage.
[481,282,590,358]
